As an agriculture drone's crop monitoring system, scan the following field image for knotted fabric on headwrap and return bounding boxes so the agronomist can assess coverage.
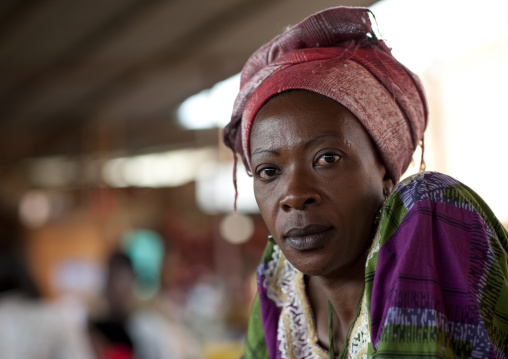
[222,6,428,185]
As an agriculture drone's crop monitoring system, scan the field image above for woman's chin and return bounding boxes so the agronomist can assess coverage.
[285,253,336,277]
[285,248,366,279]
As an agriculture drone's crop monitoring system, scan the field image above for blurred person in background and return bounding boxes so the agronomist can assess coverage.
[0,205,93,359]
[88,250,198,359]
[88,252,137,359]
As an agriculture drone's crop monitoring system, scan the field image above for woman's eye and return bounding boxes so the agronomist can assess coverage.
[257,167,278,179]
[315,153,341,166]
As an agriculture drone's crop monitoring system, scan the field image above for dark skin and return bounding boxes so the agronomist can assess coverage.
[249,90,394,352]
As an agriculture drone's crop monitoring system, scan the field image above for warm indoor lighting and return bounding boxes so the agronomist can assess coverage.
[102,147,216,188]
[219,213,255,244]
[19,190,52,228]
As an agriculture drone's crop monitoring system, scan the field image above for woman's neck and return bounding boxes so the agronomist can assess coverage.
[306,253,366,353]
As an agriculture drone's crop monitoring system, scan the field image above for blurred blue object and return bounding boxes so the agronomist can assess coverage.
[122,229,164,299]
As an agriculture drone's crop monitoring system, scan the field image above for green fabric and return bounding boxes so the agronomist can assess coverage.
[244,294,269,359]
[243,238,276,359]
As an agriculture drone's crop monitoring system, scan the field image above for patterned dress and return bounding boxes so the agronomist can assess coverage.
[244,172,508,359]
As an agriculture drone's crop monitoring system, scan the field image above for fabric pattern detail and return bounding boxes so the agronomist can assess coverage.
[223,6,428,185]
[258,244,372,359]
[348,294,369,359]
[366,172,508,358]
[277,272,315,359]
[263,245,297,307]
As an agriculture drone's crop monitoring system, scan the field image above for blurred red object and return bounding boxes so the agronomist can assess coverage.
[101,345,134,359]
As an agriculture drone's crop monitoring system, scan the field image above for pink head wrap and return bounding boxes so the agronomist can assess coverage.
[223,6,428,187]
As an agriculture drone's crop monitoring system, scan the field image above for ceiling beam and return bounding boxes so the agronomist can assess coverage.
[0,0,162,121]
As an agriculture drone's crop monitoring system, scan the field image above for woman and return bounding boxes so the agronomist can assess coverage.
[222,7,508,359]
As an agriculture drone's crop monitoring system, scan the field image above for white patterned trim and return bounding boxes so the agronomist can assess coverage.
[262,245,371,359]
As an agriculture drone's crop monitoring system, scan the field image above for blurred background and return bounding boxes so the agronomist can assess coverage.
[0,0,506,358]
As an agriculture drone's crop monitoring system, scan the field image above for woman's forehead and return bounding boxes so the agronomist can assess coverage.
[250,91,374,153]
[253,91,361,134]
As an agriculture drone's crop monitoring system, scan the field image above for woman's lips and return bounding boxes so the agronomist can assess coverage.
[284,224,333,251]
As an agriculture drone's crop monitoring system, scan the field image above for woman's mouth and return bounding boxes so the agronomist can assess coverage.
[284,225,334,251]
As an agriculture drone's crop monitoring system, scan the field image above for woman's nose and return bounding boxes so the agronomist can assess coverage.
[279,174,321,210]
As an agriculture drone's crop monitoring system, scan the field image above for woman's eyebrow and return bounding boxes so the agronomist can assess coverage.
[251,147,279,157]
[303,133,343,150]
[252,133,343,157]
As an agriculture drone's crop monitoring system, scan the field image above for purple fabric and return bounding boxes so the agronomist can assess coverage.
[258,271,282,358]
[370,199,491,346]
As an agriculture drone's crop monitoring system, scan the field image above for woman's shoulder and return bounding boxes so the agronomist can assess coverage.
[391,171,496,221]
[368,171,508,358]
[380,170,508,257]
[394,171,464,198]
[373,170,508,272]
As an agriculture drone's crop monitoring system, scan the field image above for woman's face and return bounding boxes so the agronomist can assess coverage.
[250,91,392,278]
